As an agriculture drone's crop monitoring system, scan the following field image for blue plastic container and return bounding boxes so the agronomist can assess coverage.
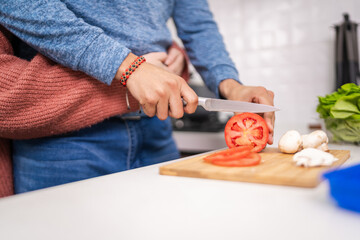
[323,164,360,213]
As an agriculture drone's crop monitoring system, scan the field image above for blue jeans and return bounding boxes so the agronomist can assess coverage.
[12,117,180,193]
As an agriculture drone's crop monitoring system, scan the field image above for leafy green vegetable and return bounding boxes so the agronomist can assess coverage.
[317,83,360,143]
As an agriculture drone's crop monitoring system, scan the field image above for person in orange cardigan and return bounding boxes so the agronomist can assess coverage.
[0,26,189,197]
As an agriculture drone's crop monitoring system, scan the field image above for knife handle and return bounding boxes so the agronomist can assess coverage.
[197,97,206,108]
[182,97,206,108]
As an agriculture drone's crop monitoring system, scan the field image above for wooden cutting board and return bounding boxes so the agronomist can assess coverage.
[159,148,350,188]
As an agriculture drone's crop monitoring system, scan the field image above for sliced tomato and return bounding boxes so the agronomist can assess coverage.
[203,146,253,163]
[224,113,269,153]
[211,152,261,167]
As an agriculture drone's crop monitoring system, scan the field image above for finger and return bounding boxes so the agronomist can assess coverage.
[143,52,168,67]
[270,112,275,144]
[142,103,156,118]
[181,84,198,114]
[156,97,169,120]
[267,90,275,99]
[168,94,184,119]
[257,94,274,107]
[145,52,167,61]
[153,52,168,62]
[256,89,275,145]
[165,48,180,66]
[168,54,184,75]
[264,112,274,145]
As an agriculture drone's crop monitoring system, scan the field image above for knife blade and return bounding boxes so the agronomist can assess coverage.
[196,97,279,113]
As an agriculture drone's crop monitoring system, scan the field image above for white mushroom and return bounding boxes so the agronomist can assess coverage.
[302,130,329,152]
[293,148,338,167]
[278,130,302,154]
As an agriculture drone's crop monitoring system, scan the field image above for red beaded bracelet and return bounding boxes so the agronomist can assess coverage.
[120,56,146,86]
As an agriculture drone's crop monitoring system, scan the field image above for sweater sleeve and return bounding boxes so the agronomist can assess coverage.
[172,0,241,97]
[0,0,130,85]
[0,30,139,140]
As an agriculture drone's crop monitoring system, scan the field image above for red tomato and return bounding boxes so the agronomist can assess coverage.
[203,146,253,163]
[224,113,269,153]
[211,152,261,167]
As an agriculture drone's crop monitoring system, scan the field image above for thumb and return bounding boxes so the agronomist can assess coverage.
[181,83,198,114]
[143,52,167,64]
[154,52,168,62]
[165,48,178,66]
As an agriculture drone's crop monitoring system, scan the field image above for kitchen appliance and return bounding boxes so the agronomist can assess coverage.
[334,13,360,89]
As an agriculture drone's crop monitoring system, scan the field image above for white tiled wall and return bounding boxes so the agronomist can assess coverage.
[206,0,360,128]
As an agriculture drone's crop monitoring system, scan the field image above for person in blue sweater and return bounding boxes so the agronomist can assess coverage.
[0,0,275,193]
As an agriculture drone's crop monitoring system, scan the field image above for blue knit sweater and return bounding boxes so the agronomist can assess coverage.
[0,0,239,96]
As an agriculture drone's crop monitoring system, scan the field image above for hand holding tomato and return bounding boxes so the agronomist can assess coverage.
[218,79,275,145]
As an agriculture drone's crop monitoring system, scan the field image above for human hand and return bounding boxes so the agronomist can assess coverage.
[142,52,168,70]
[142,47,186,77]
[115,53,198,120]
[164,46,186,76]
[219,79,275,145]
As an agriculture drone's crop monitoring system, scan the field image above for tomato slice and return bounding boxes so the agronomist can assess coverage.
[211,152,261,167]
[224,113,269,153]
[203,146,253,163]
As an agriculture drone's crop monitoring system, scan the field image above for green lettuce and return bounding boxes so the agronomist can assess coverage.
[317,83,360,143]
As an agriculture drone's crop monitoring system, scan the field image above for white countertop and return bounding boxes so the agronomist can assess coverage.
[0,143,359,240]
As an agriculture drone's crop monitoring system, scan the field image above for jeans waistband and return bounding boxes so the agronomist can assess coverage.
[120,109,146,120]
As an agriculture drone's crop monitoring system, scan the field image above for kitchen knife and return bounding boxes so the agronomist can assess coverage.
[195,97,279,113]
